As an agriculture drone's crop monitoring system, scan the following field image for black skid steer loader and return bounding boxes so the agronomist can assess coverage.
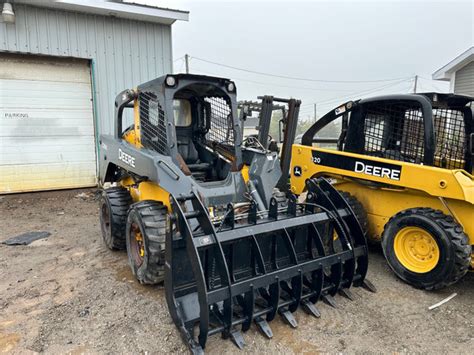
[98,74,374,353]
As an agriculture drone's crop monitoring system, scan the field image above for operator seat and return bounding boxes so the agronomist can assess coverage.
[177,135,211,178]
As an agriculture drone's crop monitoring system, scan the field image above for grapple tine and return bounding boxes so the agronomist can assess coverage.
[301,299,321,318]
[328,262,343,296]
[266,280,280,322]
[307,179,356,296]
[339,288,355,301]
[307,269,324,304]
[229,329,246,350]
[322,294,338,308]
[279,309,298,328]
[255,317,273,338]
[362,279,377,293]
[315,178,370,288]
[241,287,255,332]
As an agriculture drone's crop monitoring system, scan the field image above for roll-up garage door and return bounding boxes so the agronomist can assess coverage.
[0,54,96,193]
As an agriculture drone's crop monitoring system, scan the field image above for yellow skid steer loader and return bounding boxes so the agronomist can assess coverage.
[290,93,473,290]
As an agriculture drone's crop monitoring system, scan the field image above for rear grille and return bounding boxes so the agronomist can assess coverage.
[139,92,168,155]
[363,102,425,164]
[433,108,466,169]
[204,97,235,155]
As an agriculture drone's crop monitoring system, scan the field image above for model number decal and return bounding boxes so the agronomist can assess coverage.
[312,156,321,164]
[119,148,136,168]
[311,150,402,181]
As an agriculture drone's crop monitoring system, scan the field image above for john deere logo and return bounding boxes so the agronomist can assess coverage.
[354,161,401,181]
[293,166,302,177]
[118,148,136,168]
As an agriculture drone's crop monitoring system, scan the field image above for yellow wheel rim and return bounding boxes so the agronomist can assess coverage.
[394,226,440,273]
[135,231,145,257]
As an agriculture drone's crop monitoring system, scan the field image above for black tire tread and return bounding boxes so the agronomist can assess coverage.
[339,191,369,237]
[127,200,168,284]
[101,187,132,250]
[382,207,471,290]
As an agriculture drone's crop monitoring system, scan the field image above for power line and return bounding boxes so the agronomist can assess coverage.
[190,65,356,93]
[305,78,412,108]
[191,55,412,84]
[309,78,410,105]
[417,76,448,92]
[191,59,413,116]
[307,79,412,116]
[418,75,435,81]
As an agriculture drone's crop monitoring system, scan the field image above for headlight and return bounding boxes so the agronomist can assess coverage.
[166,75,177,87]
[227,82,235,92]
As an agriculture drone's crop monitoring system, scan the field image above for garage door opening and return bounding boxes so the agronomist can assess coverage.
[0,53,97,193]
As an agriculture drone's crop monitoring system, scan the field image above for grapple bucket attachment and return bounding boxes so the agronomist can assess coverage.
[165,177,371,353]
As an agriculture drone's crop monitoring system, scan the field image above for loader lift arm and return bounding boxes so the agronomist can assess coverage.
[239,95,301,192]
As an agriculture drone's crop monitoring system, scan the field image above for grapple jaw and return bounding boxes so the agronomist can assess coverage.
[165,177,373,353]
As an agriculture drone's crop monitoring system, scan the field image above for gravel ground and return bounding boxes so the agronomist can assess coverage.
[0,188,473,354]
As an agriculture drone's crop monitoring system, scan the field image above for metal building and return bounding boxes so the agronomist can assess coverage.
[0,0,188,193]
[432,47,474,97]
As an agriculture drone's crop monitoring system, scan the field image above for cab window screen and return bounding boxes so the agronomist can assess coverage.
[363,101,425,164]
[174,99,192,127]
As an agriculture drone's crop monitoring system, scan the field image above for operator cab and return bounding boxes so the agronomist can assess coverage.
[302,93,473,172]
[171,83,234,182]
[120,74,240,184]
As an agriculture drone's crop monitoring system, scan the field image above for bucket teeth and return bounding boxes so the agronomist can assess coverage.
[362,279,377,293]
[322,294,338,308]
[230,329,245,350]
[301,299,321,318]
[339,288,355,301]
[255,317,273,338]
[279,309,298,328]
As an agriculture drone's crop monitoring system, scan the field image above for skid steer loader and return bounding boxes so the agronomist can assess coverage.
[98,74,374,353]
[290,93,473,290]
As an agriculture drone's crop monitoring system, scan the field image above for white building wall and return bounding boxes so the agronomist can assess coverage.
[0,3,173,136]
[454,61,474,96]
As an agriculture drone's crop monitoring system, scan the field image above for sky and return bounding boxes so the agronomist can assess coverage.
[131,0,472,119]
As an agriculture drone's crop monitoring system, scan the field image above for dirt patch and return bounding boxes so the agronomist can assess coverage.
[0,189,473,354]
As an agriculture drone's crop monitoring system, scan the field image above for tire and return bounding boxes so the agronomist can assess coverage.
[323,191,368,253]
[126,201,168,284]
[339,191,369,237]
[99,187,133,250]
[381,208,471,290]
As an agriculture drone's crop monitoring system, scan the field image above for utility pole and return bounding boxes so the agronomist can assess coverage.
[185,54,190,74]
[413,75,418,93]
[313,103,317,121]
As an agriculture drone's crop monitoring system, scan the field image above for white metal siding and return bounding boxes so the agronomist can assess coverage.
[454,61,474,96]
[0,4,173,136]
[0,54,96,193]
